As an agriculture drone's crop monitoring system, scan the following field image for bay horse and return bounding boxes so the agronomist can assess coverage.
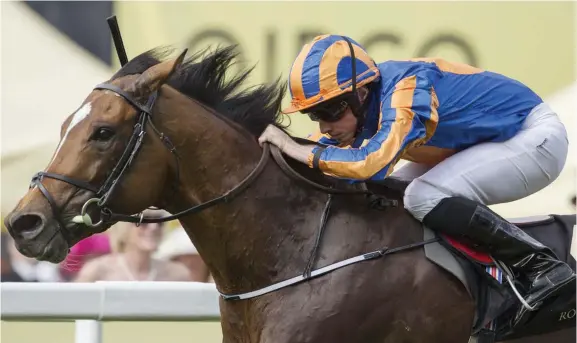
[4,46,575,343]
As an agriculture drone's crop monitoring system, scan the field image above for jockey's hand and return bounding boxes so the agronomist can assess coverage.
[258,124,291,150]
[258,124,315,165]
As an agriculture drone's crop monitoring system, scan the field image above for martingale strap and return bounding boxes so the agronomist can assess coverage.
[220,237,439,301]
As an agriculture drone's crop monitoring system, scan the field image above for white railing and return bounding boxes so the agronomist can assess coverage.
[0,281,221,343]
[1,281,485,343]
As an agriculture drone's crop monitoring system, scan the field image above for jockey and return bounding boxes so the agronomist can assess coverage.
[258,34,575,325]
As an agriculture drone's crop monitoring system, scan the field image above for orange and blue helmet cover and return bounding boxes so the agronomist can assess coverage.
[282,34,381,114]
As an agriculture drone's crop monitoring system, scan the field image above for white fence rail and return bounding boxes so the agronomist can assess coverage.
[0,281,221,343]
[1,281,484,343]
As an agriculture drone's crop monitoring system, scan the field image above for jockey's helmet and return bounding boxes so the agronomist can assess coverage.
[282,35,381,118]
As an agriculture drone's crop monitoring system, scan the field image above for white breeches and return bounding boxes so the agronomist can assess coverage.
[392,102,569,221]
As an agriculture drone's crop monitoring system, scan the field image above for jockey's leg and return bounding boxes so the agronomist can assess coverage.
[402,103,575,325]
[390,161,431,182]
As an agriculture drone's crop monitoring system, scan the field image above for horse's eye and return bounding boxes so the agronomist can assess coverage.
[91,127,115,142]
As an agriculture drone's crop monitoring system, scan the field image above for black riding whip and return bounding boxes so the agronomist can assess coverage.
[107,15,128,66]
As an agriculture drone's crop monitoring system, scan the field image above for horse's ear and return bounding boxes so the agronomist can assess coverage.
[131,49,188,98]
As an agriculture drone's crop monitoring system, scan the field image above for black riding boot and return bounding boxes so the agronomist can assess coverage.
[422,197,576,326]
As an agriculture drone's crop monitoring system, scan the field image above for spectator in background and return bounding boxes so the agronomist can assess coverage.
[1,232,24,282]
[74,209,192,282]
[155,226,211,282]
[59,233,111,281]
[2,232,61,282]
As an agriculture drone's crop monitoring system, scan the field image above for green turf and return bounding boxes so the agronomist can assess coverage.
[1,321,223,343]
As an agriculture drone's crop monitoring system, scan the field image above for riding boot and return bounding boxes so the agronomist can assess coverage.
[422,197,576,327]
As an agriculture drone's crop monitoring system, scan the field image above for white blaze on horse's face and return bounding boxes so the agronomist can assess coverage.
[46,102,93,171]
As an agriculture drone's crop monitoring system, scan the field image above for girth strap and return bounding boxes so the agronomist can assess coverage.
[220,237,439,301]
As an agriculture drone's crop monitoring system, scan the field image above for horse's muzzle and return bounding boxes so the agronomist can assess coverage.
[5,211,69,263]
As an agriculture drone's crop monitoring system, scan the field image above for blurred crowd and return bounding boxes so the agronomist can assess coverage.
[1,209,212,283]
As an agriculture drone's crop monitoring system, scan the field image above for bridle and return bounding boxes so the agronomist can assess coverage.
[30,82,168,239]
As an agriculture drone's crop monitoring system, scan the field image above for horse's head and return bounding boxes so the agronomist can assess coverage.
[4,50,187,263]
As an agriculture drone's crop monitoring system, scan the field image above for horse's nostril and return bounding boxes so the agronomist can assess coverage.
[10,213,45,240]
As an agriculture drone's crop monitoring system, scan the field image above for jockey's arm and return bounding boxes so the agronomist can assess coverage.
[307,68,441,180]
[279,130,339,166]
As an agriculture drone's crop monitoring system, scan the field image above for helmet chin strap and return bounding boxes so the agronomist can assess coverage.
[340,36,370,133]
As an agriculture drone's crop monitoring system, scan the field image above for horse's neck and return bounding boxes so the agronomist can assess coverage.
[157,88,326,294]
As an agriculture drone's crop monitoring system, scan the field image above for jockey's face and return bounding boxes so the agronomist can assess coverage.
[307,86,369,145]
[318,110,358,145]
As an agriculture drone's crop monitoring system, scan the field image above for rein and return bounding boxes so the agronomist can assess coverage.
[270,144,366,195]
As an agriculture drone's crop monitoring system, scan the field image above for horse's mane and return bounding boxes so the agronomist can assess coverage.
[109,46,408,197]
[111,45,288,137]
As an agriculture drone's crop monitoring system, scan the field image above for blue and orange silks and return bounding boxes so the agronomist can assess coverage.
[284,35,543,181]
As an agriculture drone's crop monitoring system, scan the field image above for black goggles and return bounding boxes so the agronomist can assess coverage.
[304,100,349,122]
